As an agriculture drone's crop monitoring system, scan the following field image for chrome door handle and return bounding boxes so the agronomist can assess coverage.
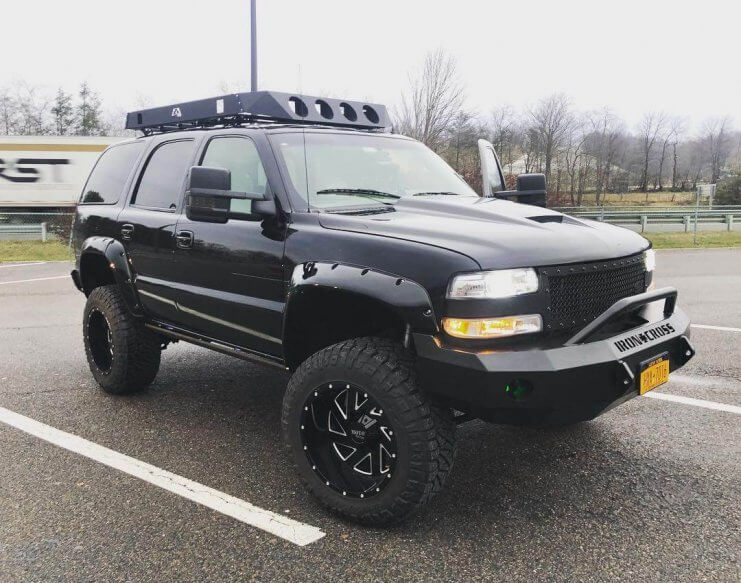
[120,224,134,240]
[176,230,194,249]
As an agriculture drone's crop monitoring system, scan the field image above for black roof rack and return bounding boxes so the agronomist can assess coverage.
[125,90,390,135]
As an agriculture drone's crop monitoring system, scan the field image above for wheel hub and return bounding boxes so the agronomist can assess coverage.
[300,382,397,498]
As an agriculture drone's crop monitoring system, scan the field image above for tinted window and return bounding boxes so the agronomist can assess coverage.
[81,142,143,204]
[133,140,195,209]
[200,137,268,214]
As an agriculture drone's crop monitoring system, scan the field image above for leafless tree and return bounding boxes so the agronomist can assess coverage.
[528,93,572,189]
[703,116,733,184]
[586,108,624,199]
[637,111,667,194]
[669,117,687,194]
[0,86,17,134]
[395,49,466,151]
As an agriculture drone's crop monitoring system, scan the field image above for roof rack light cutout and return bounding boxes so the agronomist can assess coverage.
[288,96,308,117]
[125,90,390,134]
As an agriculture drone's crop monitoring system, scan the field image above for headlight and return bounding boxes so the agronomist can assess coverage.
[447,268,539,299]
[644,249,656,272]
[442,314,542,339]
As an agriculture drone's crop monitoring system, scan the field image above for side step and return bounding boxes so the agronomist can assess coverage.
[145,323,286,370]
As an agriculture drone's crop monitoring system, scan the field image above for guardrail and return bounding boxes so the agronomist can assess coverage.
[552,206,741,232]
[0,222,48,241]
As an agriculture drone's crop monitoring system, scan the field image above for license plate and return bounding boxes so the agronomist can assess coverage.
[639,352,670,395]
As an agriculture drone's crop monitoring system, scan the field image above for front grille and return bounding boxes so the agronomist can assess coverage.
[545,255,646,332]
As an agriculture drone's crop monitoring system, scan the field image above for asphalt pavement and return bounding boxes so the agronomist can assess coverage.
[0,250,739,582]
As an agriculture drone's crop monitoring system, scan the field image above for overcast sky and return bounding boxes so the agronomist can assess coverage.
[2,0,738,133]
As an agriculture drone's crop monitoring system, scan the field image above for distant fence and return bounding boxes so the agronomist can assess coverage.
[0,212,75,241]
[553,206,741,232]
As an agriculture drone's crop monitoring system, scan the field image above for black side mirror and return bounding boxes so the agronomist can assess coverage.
[492,172,547,208]
[185,166,269,223]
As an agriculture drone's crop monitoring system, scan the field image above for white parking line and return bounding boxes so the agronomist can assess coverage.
[0,262,47,268]
[0,275,69,286]
[691,324,741,333]
[645,392,741,414]
[0,407,326,546]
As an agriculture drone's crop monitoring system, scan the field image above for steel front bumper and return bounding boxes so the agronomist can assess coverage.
[414,287,695,425]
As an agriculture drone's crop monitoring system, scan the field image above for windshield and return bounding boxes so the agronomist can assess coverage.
[272,132,477,211]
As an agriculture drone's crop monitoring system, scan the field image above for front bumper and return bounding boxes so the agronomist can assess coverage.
[414,287,695,425]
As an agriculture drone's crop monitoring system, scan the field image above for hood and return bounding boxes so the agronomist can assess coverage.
[318,196,649,270]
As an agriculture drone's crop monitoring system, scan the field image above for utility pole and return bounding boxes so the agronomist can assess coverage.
[250,0,258,92]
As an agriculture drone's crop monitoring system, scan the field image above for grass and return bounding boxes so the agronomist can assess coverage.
[0,240,72,262]
[556,192,697,207]
[642,231,741,249]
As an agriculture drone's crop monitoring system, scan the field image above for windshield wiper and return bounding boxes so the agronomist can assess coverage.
[316,188,401,201]
[411,191,461,196]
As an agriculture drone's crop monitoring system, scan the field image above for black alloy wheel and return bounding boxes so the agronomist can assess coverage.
[87,308,114,374]
[282,337,457,525]
[82,285,162,394]
[301,382,397,498]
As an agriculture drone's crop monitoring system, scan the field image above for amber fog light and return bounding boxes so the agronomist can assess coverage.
[442,314,542,339]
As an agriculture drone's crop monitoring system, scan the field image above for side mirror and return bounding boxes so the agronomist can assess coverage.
[185,166,268,223]
[515,173,547,207]
[491,173,547,208]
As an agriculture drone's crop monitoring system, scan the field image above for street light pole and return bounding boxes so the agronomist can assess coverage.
[250,0,258,92]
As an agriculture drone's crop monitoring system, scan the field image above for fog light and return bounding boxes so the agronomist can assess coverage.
[442,314,542,339]
[505,379,533,401]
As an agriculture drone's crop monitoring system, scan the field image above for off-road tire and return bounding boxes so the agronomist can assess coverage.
[282,337,456,525]
[83,285,161,394]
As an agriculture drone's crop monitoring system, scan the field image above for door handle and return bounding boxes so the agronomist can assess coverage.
[176,230,194,249]
[120,224,134,240]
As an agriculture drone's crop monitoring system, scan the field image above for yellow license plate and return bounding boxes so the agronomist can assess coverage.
[639,353,670,395]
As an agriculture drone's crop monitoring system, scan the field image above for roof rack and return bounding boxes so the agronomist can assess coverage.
[125,90,390,135]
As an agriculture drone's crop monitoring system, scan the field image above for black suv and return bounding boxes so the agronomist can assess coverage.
[71,91,694,525]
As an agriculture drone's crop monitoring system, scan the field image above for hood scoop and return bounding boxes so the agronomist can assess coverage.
[528,215,563,224]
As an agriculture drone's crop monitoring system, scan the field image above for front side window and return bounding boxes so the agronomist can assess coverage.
[200,136,267,214]
[80,142,143,204]
[272,132,477,211]
[133,140,195,209]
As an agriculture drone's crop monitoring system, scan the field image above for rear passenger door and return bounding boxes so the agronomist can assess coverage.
[172,134,286,356]
[117,138,197,322]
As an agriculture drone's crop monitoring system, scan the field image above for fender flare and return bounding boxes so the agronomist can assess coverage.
[78,236,143,317]
[284,261,439,339]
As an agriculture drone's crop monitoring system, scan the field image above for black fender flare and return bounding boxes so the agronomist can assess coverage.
[284,261,439,340]
[78,236,143,317]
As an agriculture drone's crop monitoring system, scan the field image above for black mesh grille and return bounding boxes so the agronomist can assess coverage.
[546,258,646,332]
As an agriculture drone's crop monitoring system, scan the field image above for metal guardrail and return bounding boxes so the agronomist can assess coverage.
[0,212,75,242]
[0,223,48,241]
[552,206,741,232]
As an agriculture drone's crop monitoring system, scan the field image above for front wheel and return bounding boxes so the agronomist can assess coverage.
[282,337,456,525]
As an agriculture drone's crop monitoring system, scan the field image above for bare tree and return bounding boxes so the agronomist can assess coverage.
[586,107,624,198]
[14,82,50,135]
[637,111,667,194]
[528,93,572,189]
[0,86,17,134]
[703,116,733,184]
[396,49,466,151]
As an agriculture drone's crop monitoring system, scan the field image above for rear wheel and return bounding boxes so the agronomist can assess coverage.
[282,337,456,525]
[83,285,161,394]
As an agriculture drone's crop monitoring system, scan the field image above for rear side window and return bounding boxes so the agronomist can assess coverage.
[80,142,143,204]
[133,140,195,209]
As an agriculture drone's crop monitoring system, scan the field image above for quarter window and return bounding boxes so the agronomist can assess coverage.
[133,140,195,209]
[80,142,143,204]
[200,137,268,214]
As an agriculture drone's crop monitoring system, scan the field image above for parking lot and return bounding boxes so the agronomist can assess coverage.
[1,249,739,582]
